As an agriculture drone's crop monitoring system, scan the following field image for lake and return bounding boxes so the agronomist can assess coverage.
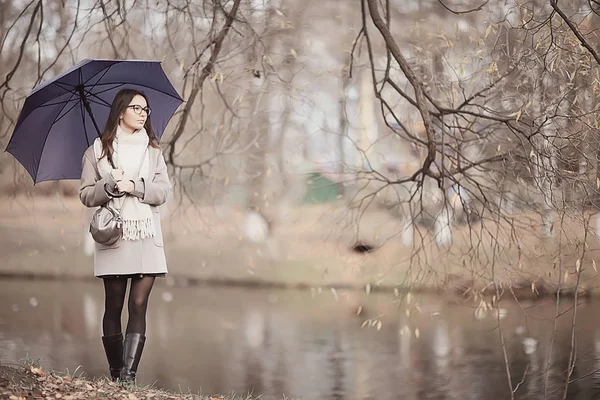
[0,278,599,399]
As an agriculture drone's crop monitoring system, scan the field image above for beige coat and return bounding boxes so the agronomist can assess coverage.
[79,145,171,277]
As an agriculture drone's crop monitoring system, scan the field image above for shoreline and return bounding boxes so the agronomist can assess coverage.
[0,270,593,301]
[1,195,600,302]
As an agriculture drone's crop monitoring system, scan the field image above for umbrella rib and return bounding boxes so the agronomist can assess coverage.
[86,82,131,87]
[32,87,80,181]
[54,81,78,93]
[83,62,115,87]
[94,81,183,102]
[83,86,112,106]
[84,95,111,107]
[52,81,78,89]
[37,97,79,108]
[53,101,81,125]
[38,93,110,109]
[24,81,82,112]
[88,83,125,97]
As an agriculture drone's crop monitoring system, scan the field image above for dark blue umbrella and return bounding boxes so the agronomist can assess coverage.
[5,59,183,184]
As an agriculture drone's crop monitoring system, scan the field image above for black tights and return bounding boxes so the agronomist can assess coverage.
[102,276,156,336]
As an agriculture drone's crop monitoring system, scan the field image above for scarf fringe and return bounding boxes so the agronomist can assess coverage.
[122,218,156,241]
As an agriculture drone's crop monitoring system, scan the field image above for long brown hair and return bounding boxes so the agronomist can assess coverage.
[100,89,160,163]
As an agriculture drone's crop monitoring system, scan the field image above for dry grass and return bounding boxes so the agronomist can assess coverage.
[0,363,288,400]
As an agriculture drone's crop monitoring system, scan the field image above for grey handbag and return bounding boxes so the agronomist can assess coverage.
[89,147,147,245]
[89,202,124,245]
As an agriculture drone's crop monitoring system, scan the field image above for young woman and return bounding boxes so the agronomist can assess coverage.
[79,88,171,385]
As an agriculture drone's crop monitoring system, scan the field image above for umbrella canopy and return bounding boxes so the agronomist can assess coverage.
[5,59,183,184]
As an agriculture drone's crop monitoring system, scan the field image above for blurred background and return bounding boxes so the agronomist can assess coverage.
[3,0,600,398]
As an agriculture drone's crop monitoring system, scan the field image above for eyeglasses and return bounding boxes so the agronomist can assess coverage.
[127,105,152,116]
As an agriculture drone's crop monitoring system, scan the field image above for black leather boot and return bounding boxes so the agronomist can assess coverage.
[120,333,146,386]
[101,333,123,382]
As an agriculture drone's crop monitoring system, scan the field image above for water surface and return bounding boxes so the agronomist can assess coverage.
[0,279,599,399]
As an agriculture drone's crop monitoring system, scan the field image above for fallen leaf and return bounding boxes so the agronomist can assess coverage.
[30,366,46,377]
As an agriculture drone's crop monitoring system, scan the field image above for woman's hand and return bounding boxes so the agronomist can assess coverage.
[110,169,124,182]
[116,180,135,193]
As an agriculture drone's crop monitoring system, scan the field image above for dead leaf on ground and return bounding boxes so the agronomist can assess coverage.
[29,366,46,377]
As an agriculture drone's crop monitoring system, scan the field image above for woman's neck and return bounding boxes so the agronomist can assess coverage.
[118,123,136,134]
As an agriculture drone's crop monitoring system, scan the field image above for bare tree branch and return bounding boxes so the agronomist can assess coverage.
[437,0,488,15]
[366,0,437,176]
[166,0,242,166]
[550,0,600,66]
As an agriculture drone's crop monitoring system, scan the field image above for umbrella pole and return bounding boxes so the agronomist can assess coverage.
[76,85,116,169]
[76,86,102,137]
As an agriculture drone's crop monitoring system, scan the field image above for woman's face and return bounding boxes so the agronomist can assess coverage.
[120,95,149,133]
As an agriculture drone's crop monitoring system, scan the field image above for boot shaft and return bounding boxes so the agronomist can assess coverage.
[101,332,123,381]
[120,333,146,385]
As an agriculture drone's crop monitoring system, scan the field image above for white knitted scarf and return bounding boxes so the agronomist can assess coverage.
[94,125,156,241]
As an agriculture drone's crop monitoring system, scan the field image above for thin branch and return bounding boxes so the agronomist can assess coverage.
[437,0,488,15]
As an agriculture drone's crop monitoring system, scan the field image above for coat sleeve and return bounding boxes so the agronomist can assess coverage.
[79,150,116,208]
[141,150,172,206]
[130,179,145,199]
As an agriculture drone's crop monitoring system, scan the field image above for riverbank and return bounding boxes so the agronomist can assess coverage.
[0,363,265,400]
[1,195,599,299]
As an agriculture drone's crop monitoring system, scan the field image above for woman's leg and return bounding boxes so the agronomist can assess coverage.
[101,277,128,381]
[126,276,156,334]
[103,278,128,335]
[121,276,156,385]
